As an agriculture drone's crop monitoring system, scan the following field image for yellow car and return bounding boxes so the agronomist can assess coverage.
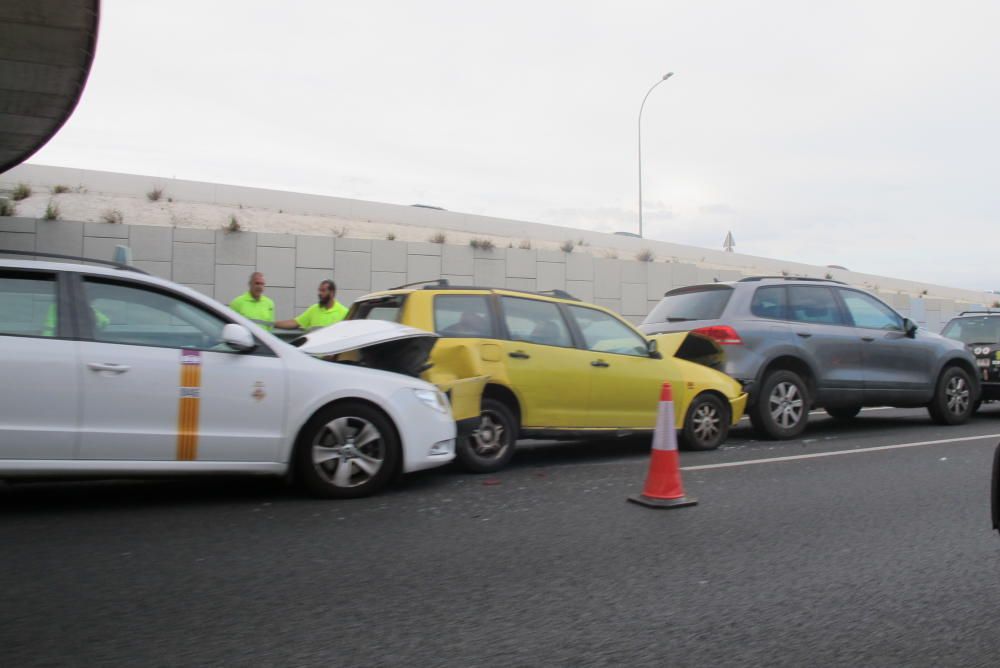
[347,283,748,472]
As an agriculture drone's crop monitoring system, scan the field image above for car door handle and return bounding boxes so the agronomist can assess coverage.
[861,336,875,342]
[591,360,610,368]
[87,362,131,374]
[508,351,530,359]
[796,332,812,338]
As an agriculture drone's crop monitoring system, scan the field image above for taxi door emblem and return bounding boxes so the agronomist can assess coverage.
[252,381,266,401]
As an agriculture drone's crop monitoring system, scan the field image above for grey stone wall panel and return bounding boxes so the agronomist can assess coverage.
[0,231,34,257]
[257,246,296,287]
[0,217,36,234]
[371,240,407,272]
[594,259,623,298]
[335,251,372,291]
[408,241,443,256]
[173,242,215,284]
[294,268,334,307]
[566,253,594,281]
[36,220,83,257]
[129,225,173,261]
[536,262,567,292]
[134,260,172,280]
[506,248,537,278]
[84,222,128,238]
[407,253,442,284]
[215,230,257,265]
[174,227,215,243]
[257,232,296,247]
[622,283,647,316]
[441,245,474,275]
[295,235,334,269]
[473,258,506,288]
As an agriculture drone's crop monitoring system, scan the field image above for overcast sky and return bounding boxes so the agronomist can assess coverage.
[32,1,1000,291]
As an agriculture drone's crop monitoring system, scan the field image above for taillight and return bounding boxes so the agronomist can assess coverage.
[691,325,743,345]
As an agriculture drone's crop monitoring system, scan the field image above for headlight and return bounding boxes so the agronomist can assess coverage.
[413,388,450,414]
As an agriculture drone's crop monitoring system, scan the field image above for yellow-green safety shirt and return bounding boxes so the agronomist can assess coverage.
[229,292,275,330]
[295,300,348,330]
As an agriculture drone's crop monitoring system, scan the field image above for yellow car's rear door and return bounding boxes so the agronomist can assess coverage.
[496,296,591,428]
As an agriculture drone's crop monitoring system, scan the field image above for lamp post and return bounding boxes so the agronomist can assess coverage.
[638,72,673,238]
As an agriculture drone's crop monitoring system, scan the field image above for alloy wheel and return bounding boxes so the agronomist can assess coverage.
[471,411,509,458]
[311,416,385,488]
[692,403,722,444]
[769,381,804,429]
[945,376,971,416]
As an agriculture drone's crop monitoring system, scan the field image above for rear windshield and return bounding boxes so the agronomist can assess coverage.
[942,316,1000,344]
[347,295,407,322]
[644,286,733,324]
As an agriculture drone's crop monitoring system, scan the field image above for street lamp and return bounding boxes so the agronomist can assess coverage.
[638,71,673,238]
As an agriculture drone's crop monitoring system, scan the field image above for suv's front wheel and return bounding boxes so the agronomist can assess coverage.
[750,370,810,440]
[927,366,975,425]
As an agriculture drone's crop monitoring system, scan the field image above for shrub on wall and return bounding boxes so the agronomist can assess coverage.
[43,200,60,221]
[12,183,31,201]
[0,198,15,216]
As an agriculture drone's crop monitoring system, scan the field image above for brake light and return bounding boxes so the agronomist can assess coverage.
[692,325,743,345]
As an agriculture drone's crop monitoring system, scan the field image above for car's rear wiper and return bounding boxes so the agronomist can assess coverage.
[666,317,695,322]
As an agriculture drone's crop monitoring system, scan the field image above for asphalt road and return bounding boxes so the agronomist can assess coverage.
[4,407,1000,667]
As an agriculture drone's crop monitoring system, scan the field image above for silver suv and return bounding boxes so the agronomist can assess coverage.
[640,277,979,439]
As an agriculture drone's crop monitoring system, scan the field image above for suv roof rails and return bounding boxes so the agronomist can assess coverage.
[381,279,580,302]
[958,310,999,316]
[738,275,846,285]
[0,249,149,274]
[536,289,580,301]
[389,278,450,290]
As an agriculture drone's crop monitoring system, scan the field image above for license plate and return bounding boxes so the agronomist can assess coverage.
[979,359,991,368]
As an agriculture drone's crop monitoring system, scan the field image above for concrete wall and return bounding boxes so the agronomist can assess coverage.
[0,217,981,330]
[2,163,994,306]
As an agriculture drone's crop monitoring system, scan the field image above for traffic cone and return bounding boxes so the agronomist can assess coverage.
[627,382,698,509]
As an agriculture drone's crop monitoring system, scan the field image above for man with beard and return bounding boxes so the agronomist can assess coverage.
[275,279,348,331]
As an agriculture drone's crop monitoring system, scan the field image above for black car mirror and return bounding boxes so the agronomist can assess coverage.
[647,338,662,359]
[903,318,918,338]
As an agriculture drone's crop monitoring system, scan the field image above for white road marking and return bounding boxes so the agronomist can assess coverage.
[682,433,1000,471]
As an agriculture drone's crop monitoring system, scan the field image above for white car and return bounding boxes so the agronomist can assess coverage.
[0,256,457,498]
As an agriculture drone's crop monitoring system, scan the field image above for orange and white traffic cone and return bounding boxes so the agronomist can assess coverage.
[627,382,698,509]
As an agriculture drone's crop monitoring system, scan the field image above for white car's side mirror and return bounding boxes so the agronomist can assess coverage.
[222,323,256,352]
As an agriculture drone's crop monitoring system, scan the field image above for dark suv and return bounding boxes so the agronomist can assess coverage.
[941,311,1000,407]
[640,277,979,439]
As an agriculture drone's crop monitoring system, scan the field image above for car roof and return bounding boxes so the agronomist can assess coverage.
[358,284,584,304]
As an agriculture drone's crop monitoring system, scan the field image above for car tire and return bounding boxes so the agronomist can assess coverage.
[927,366,975,426]
[456,398,518,473]
[679,393,730,451]
[293,401,401,499]
[750,370,810,440]
[826,405,862,420]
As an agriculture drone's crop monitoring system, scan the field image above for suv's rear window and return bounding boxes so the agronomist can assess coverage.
[349,295,406,322]
[645,286,732,324]
[942,316,1000,344]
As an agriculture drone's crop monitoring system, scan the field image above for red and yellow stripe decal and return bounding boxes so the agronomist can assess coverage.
[176,349,202,461]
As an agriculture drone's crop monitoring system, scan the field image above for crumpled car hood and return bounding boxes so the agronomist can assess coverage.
[293,319,438,355]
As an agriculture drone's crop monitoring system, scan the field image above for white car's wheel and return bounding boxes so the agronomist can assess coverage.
[294,402,400,498]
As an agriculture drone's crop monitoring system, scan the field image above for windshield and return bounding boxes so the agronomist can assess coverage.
[644,286,733,324]
[941,316,1000,344]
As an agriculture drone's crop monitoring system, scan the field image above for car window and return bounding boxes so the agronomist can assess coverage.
[499,296,572,347]
[751,286,787,320]
[840,290,903,331]
[435,295,495,338]
[83,279,230,351]
[645,286,732,324]
[942,316,1000,344]
[568,305,649,356]
[0,271,58,338]
[350,295,406,322]
[787,286,844,325]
